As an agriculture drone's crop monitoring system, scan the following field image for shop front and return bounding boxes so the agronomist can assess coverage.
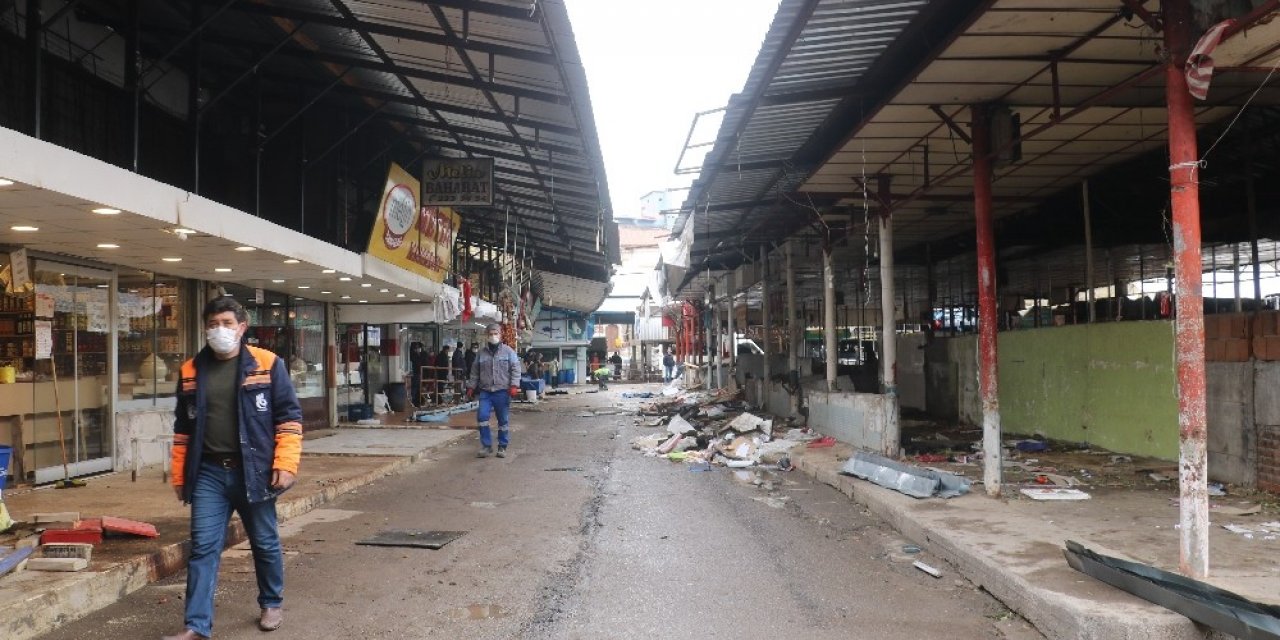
[0,251,201,484]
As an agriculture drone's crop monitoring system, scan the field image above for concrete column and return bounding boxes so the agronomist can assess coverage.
[1164,0,1209,579]
[877,175,899,457]
[971,103,1003,497]
[326,302,338,427]
[1233,244,1242,313]
[823,242,838,391]
[761,245,772,398]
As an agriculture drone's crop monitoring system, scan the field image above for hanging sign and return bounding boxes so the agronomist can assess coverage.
[34,320,52,359]
[8,249,30,292]
[366,163,460,283]
[35,292,54,319]
[422,157,493,206]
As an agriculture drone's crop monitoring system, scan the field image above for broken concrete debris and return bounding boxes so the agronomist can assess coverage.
[632,388,809,469]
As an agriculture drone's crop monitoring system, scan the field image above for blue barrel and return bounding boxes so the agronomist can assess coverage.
[0,445,12,491]
[564,369,576,384]
[347,404,373,421]
[543,371,552,386]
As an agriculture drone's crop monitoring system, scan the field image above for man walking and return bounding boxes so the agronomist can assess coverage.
[663,348,676,384]
[466,323,521,458]
[164,297,303,640]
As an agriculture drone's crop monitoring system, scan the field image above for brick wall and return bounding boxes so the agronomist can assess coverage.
[1260,425,1280,493]
[1204,311,1280,361]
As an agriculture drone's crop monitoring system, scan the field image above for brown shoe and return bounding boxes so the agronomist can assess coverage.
[259,607,283,631]
[161,630,207,640]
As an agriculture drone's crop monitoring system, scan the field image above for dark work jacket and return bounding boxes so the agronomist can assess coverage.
[172,345,303,505]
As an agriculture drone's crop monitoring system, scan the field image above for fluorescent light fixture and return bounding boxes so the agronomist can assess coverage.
[0,179,13,187]
[271,279,285,283]
[360,283,372,288]
[92,207,121,215]
[340,295,351,299]
[320,290,332,294]
[358,299,368,303]
[410,299,421,302]
[96,243,119,249]
[395,293,405,298]
[297,285,311,289]
[235,246,256,252]
[270,302,281,306]
[322,269,336,274]
[10,225,37,232]
[215,268,232,273]
[379,288,390,293]
[283,259,300,264]
[173,228,197,234]
[338,276,352,281]
[162,257,183,262]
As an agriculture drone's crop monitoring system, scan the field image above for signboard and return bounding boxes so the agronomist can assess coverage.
[422,157,493,206]
[367,162,460,283]
[34,320,52,359]
[35,293,54,319]
[8,248,29,292]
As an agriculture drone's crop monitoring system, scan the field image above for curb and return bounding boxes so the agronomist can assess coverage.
[794,453,1212,640]
[1,433,470,640]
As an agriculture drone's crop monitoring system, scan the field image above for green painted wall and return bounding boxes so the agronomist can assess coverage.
[998,321,1178,459]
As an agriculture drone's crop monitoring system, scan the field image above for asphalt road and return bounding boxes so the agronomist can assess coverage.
[39,388,1042,640]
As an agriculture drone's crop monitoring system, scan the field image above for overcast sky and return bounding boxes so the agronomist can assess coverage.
[565,0,781,215]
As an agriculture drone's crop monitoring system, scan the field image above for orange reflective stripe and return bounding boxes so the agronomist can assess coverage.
[171,443,187,487]
[272,433,302,475]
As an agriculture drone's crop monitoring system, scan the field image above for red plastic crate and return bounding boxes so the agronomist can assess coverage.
[40,528,102,545]
[101,516,159,538]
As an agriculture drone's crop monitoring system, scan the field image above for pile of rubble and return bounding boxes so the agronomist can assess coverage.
[629,386,821,469]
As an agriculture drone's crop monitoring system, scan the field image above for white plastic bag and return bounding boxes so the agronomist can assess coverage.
[373,392,391,415]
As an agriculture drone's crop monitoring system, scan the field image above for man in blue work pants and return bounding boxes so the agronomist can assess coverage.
[466,323,522,458]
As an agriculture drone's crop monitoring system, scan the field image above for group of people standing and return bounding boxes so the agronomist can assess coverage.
[408,339,478,406]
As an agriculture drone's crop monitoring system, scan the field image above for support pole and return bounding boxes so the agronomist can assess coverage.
[1083,179,1095,323]
[1248,174,1261,305]
[971,103,1003,497]
[786,240,799,388]
[705,289,714,389]
[25,0,42,139]
[1164,0,1209,579]
[823,241,838,392]
[1233,244,1242,313]
[125,0,140,171]
[761,245,772,401]
[725,284,734,384]
[187,0,202,194]
[878,175,899,456]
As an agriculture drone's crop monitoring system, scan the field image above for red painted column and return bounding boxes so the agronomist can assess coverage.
[971,104,1002,497]
[1164,0,1209,579]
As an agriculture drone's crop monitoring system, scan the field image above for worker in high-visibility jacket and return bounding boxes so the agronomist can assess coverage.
[466,323,521,458]
[165,296,302,640]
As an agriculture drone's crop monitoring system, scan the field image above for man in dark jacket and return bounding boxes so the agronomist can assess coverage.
[164,297,302,640]
[466,323,521,458]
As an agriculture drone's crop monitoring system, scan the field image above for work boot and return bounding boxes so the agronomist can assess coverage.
[161,630,207,640]
[496,447,507,458]
[259,607,283,631]
[477,446,492,458]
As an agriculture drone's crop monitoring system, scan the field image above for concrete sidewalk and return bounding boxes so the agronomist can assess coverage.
[0,427,473,640]
[793,443,1280,640]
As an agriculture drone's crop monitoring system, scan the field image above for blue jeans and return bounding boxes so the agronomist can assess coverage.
[664,365,676,382]
[185,461,284,637]
[476,389,511,448]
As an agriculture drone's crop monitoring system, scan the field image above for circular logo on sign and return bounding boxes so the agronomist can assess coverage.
[381,184,416,249]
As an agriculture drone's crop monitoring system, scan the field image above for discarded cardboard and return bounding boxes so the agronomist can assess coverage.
[1211,503,1262,517]
[1020,488,1091,501]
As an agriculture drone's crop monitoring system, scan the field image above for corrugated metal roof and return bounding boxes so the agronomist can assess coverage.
[670,0,938,299]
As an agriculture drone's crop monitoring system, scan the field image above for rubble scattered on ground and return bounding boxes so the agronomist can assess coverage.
[629,384,815,470]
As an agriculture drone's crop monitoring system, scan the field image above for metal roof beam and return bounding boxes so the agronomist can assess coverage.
[193,0,553,63]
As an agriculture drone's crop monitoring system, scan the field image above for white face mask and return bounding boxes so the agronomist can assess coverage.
[206,326,241,355]
[487,334,501,345]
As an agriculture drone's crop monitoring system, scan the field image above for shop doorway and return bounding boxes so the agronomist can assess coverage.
[30,261,114,484]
